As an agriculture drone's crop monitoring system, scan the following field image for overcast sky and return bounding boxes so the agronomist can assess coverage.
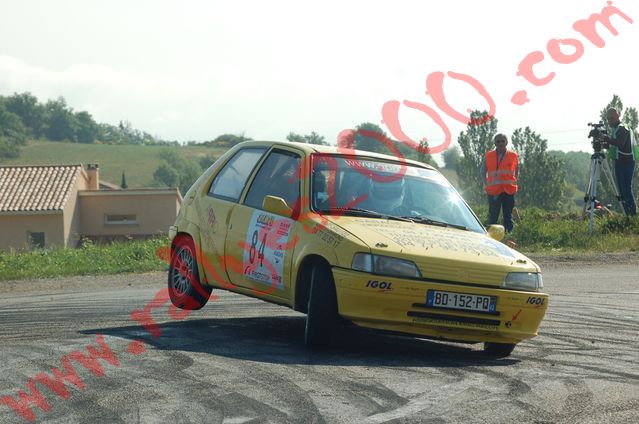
[1,0,638,158]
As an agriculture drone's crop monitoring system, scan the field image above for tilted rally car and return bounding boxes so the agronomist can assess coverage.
[168,141,548,357]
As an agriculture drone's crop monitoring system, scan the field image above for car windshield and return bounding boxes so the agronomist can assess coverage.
[311,154,484,233]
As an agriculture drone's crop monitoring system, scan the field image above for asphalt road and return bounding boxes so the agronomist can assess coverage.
[0,263,638,424]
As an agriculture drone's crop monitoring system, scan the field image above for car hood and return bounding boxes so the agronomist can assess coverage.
[325,216,538,287]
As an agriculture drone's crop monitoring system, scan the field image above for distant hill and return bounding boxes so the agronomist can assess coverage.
[4,139,459,191]
[3,140,226,188]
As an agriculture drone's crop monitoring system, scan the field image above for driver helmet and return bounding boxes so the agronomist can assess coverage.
[369,177,405,212]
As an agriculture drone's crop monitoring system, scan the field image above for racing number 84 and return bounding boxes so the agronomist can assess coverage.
[249,230,267,267]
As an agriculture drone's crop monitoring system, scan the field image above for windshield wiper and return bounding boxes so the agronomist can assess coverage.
[317,207,413,222]
[401,216,469,231]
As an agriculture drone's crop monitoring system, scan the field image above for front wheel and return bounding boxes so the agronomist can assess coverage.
[484,342,516,358]
[304,264,338,349]
[168,236,212,310]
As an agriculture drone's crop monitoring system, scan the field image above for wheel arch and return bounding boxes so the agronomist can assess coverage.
[293,254,332,313]
[171,228,207,284]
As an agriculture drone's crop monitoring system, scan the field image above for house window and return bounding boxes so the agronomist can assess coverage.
[28,232,45,249]
[105,214,138,225]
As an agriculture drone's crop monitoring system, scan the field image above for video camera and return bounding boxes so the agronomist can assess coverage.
[588,122,608,153]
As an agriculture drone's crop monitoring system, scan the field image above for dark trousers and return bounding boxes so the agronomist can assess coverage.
[615,161,637,216]
[488,192,515,233]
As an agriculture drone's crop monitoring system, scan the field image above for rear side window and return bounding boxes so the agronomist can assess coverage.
[208,148,267,201]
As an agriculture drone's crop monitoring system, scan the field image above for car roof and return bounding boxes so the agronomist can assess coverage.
[233,140,437,170]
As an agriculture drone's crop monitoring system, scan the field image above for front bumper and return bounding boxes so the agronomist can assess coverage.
[332,268,548,344]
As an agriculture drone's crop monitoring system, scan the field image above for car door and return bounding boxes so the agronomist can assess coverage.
[224,147,303,300]
[196,147,267,289]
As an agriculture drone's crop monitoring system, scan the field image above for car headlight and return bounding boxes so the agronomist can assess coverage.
[351,253,422,278]
[503,272,543,291]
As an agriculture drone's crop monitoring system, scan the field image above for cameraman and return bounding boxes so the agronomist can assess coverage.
[598,108,637,216]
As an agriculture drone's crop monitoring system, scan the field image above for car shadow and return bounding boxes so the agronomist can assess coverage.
[82,315,519,368]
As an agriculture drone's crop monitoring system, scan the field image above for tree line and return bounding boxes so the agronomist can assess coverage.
[0,92,173,161]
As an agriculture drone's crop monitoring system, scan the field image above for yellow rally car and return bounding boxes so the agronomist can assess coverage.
[168,141,548,357]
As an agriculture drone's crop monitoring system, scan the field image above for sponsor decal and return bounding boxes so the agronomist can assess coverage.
[526,296,545,306]
[242,211,293,289]
[511,309,523,322]
[366,280,394,291]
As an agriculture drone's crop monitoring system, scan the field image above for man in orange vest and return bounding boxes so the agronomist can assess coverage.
[481,133,519,233]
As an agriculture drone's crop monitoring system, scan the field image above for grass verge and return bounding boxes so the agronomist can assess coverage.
[0,238,169,281]
[510,209,639,253]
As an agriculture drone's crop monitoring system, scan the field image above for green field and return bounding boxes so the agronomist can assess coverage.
[4,140,227,188]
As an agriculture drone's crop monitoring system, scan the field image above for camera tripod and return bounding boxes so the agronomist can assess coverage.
[582,151,622,235]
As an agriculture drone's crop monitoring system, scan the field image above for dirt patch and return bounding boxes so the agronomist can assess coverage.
[0,271,165,295]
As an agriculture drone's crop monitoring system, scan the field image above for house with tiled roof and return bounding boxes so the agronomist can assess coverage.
[0,164,181,250]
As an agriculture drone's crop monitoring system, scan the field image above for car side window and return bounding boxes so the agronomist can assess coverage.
[208,148,267,202]
[244,150,302,210]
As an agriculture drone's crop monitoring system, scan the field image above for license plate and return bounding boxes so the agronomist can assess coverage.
[427,290,497,313]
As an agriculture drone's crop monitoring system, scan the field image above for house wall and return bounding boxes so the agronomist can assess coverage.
[63,171,90,248]
[79,192,180,237]
[0,213,65,251]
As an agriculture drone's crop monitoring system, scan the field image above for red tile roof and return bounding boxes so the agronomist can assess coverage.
[0,165,83,212]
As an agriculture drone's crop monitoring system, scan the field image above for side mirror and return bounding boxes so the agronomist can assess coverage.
[262,195,293,218]
[487,225,505,241]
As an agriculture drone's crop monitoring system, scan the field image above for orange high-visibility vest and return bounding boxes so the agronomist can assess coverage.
[485,150,518,195]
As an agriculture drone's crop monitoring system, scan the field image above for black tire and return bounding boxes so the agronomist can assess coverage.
[168,236,212,310]
[484,342,516,358]
[304,264,339,349]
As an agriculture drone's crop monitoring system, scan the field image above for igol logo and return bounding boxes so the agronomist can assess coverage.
[366,280,393,291]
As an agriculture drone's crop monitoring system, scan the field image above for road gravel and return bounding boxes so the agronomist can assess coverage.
[0,256,638,423]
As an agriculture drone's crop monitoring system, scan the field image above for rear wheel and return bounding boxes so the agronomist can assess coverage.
[168,236,212,310]
[304,264,338,349]
[484,342,516,358]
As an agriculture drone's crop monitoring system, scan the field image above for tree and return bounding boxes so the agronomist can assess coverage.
[416,139,438,167]
[286,131,328,145]
[442,145,461,170]
[286,132,305,143]
[623,107,638,133]
[199,155,218,170]
[0,103,28,161]
[304,131,327,145]
[0,138,21,160]
[0,103,28,146]
[511,127,567,210]
[153,163,179,188]
[75,111,99,144]
[455,111,498,206]
[44,97,78,142]
[550,150,590,192]
[97,123,118,143]
[213,132,252,147]
[120,172,128,189]
[354,122,386,153]
[153,150,202,195]
[3,92,45,138]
